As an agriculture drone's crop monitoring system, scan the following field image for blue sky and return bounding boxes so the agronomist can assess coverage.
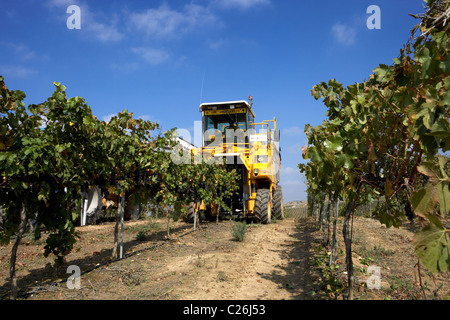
[0,0,426,202]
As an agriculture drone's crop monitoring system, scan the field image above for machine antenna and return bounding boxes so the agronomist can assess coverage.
[200,72,206,104]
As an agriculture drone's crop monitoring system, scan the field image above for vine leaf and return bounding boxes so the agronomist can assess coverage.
[324,135,343,153]
[412,158,450,217]
[306,146,321,162]
[411,184,438,218]
[413,215,450,274]
[378,208,403,228]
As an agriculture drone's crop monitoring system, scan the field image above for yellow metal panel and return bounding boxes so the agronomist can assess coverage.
[205,108,246,116]
[247,199,255,214]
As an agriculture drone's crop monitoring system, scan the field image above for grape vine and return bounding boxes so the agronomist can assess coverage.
[0,77,240,299]
[299,0,449,300]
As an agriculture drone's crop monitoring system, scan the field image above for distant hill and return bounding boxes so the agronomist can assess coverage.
[285,200,307,207]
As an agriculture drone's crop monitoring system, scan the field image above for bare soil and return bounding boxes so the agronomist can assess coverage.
[0,214,448,300]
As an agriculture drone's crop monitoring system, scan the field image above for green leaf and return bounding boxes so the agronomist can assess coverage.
[55,144,65,153]
[374,64,388,81]
[378,207,403,228]
[437,180,450,217]
[413,215,450,273]
[38,193,47,203]
[335,154,353,170]
[22,137,32,145]
[324,135,343,152]
[415,46,433,78]
[306,146,321,162]
[411,184,438,217]
[55,92,65,103]
[429,118,450,135]
[438,156,449,178]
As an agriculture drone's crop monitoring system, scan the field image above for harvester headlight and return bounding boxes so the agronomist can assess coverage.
[254,169,259,176]
[254,155,268,163]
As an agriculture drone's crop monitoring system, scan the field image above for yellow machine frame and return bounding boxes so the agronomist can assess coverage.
[191,99,282,223]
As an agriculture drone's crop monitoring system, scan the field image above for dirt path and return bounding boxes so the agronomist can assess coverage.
[0,217,317,300]
[4,213,447,301]
[171,218,315,300]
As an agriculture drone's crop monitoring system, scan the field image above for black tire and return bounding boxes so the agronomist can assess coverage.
[255,189,271,224]
[124,193,143,221]
[272,185,284,220]
[184,203,196,223]
[124,200,141,221]
[85,186,103,225]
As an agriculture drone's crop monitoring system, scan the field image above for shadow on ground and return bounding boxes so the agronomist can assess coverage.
[0,222,193,299]
[259,218,325,300]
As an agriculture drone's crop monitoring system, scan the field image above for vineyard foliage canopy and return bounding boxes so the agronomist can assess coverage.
[299,0,449,276]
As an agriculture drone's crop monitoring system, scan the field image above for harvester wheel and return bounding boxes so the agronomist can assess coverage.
[85,186,103,225]
[184,203,196,223]
[255,189,271,224]
[124,196,141,221]
[272,185,284,220]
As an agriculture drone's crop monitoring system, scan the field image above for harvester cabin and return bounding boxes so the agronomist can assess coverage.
[200,101,255,148]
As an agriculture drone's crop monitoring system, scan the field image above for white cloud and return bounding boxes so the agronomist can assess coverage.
[279,166,307,202]
[102,114,116,123]
[46,0,124,43]
[0,65,37,78]
[214,0,270,10]
[128,3,218,38]
[110,62,139,72]
[283,126,303,136]
[47,0,75,8]
[138,115,153,122]
[39,115,48,129]
[132,47,170,66]
[281,179,306,202]
[282,180,303,187]
[1,42,36,61]
[173,55,188,68]
[331,23,356,45]
[87,19,123,43]
[281,166,298,176]
[209,38,228,49]
[286,143,304,155]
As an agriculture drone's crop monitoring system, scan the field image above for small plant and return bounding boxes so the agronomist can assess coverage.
[217,271,228,282]
[310,246,345,299]
[387,275,419,299]
[136,231,147,242]
[358,244,395,265]
[194,252,205,268]
[231,221,247,242]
